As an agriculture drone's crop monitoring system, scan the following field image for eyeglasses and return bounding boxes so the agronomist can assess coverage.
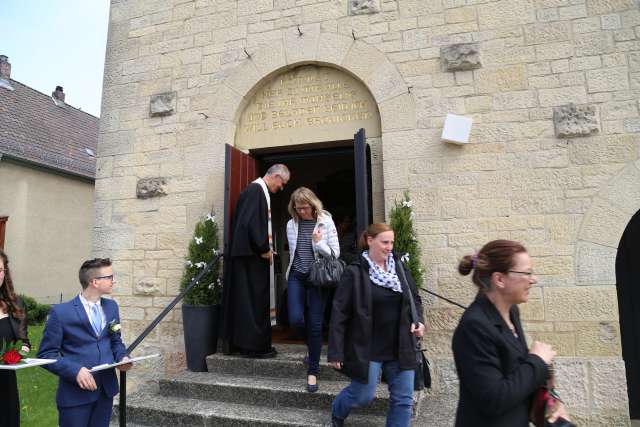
[507,270,535,277]
[295,206,311,212]
[94,275,114,281]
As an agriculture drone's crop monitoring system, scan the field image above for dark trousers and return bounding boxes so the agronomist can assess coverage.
[58,388,113,427]
[287,270,325,376]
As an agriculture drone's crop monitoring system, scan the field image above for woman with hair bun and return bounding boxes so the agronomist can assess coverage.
[0,249,30,427]
[328,223,425,427]
[452,240,570,427]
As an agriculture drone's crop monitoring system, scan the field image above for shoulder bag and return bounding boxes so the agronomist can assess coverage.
[308,248,345,289]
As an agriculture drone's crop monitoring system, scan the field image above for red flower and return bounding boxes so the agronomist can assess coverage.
[2,349,22,365]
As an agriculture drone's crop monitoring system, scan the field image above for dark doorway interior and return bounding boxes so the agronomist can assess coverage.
[616,209,640,419]
[253,141,371,341]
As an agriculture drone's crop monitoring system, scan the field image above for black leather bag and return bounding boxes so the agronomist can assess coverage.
[308,249,345,289]
[396,260,431,390]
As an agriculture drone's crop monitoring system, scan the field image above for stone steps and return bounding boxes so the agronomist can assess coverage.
[112,392,387,426]
[160,371,390,415]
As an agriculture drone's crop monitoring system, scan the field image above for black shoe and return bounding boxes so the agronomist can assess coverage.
[331,415,344,427]
[306,375,318,393]
[241,347,278,359]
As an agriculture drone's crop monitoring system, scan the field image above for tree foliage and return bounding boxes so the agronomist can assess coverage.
[180,213,222,305]
[389,192,424,288]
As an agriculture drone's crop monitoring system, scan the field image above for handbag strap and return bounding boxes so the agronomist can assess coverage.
[396,259,420,326]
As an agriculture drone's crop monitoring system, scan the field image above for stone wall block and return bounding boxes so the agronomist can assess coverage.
[379,93,417,131]
[316,33,354,67]
[576,322,622,356]
[579,198,629,247]
[599,163,640,215]
[553,103,600,138]
[475,64,527,94]
[366,60,407,103]
[587,66,630,93]
[284,23,320,65]
[440,43,481,72]
[149,91,177,117]
[591,358,630,410]
[348,0,380,15]
[342,40,387,83]
[223,59,262,98]
[544,286,618,321]
[137,177,168,199]
[554,358,590,409]
[250,40,284,77]
[134,278,165,296]
[576,241,617,285]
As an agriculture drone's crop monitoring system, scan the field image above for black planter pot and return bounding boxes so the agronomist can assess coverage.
[182,304,220,372]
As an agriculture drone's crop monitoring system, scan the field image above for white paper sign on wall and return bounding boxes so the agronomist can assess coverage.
[441,114,473,144]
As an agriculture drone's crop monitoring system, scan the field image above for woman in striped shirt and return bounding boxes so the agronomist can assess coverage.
[285,187,340,393]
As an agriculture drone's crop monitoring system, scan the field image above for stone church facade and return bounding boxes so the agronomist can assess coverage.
[98,0,640,424]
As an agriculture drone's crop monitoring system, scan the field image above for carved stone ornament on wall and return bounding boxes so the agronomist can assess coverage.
[137,177,168,199]
[553,103,600,138]
[440,43,482,72]
[348,0,381,15]
[150,91,177,117]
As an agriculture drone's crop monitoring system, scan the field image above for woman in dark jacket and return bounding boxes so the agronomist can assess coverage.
[452,240,570,427]
[0,249,30,427]
[328,223,425,427]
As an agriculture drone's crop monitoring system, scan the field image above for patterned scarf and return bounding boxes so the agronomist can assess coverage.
[363,251,403,293]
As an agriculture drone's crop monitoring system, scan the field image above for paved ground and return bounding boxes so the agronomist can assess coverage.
[631,419,640,426]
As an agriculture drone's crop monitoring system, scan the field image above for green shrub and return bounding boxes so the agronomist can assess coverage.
[180,213,223,306]
[389,191,424,289]
[18,294,51,325]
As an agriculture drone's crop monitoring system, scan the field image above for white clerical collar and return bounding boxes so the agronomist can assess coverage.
[253,177,270,209]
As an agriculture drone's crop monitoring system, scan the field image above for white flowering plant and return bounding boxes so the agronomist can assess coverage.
[180,212,223,305]
[390,191,424,288]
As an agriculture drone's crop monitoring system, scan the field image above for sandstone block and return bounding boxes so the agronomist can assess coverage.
[600,163,640,216]
[579,198,630,248]
[553,103,600,138]
[379,93,416,131]
[586,0,635,15]
[440,43,481,72]
[136,177,168,199]
[576,322,621,356]
[587,66,630,92]
[545,286,618,321]
[475,64,526,94]
[284,23,320,64]
[574,239,615,285]
[134,278,165,296]
[478,0,535,29]
[591,358,630,410]
[539,86,587,107]
[553,358,590,409]
[524,21,571,45]
[348,0,380,15]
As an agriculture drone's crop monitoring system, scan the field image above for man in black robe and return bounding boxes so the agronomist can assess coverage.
[221,164,290,358]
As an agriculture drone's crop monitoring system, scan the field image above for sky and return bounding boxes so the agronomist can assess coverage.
[3,0,111,117]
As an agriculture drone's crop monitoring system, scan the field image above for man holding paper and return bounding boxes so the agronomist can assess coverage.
[38,258,131,427]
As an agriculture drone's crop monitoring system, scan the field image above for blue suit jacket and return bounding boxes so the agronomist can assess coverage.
[37,296,128,408]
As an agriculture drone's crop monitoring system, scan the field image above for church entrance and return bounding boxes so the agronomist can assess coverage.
[223,130,373,344]
[616,209,640,420]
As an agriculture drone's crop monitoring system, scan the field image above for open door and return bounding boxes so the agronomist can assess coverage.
[616,210,640,419]
[223,144,258,252]
[354,128,372,238]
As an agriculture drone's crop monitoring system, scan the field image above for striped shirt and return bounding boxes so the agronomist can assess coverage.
[292,219,316,274]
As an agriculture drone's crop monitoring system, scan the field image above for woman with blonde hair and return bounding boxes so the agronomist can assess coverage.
[285,187,339,392]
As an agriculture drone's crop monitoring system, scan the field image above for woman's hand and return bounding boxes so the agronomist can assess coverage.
[411,322,425,337]
[548,402,571,423]
[312,228,322,243]
[331,361,342,370]
[529,341,556,365]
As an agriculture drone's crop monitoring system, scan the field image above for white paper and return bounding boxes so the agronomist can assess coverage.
[89,353,159,372]
[0,358,57,370]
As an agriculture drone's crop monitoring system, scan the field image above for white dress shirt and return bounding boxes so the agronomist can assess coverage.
[79,293,106,333]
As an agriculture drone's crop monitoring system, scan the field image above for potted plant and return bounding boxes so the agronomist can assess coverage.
[180,213,222,372]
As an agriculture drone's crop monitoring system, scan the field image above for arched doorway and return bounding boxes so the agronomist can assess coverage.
[616,209,640,419]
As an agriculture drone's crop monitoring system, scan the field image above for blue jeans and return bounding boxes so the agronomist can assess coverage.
[332,360,414,427]
[287,270,324,376]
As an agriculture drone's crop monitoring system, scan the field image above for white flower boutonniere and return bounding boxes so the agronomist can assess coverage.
[109,320,122,335]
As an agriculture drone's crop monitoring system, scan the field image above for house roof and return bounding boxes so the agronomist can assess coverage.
[0,79,98,179]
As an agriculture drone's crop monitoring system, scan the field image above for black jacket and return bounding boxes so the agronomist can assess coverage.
[328,254,424,383]
[6,297,30,349]
[452,294,548,427]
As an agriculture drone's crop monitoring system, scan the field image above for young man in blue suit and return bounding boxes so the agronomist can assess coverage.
[38,258,131,427]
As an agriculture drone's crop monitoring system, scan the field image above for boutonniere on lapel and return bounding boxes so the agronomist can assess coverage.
[108,320,122,335]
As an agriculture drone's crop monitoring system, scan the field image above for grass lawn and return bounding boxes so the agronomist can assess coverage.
[17,323,58,427]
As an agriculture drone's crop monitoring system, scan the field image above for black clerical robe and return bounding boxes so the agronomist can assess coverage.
[221,182,272,352]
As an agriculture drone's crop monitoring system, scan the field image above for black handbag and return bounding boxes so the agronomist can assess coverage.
[308,249,345,289]
[396,260,431,390]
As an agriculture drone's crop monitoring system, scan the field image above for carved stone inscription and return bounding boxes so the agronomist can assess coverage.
[236,65,381,150]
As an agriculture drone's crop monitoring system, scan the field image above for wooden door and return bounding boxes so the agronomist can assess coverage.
[354,128,372,239]
[0,216,7,250]
[223,144,258,252]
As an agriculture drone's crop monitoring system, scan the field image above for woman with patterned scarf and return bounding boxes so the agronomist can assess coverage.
[328,223,425,427]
